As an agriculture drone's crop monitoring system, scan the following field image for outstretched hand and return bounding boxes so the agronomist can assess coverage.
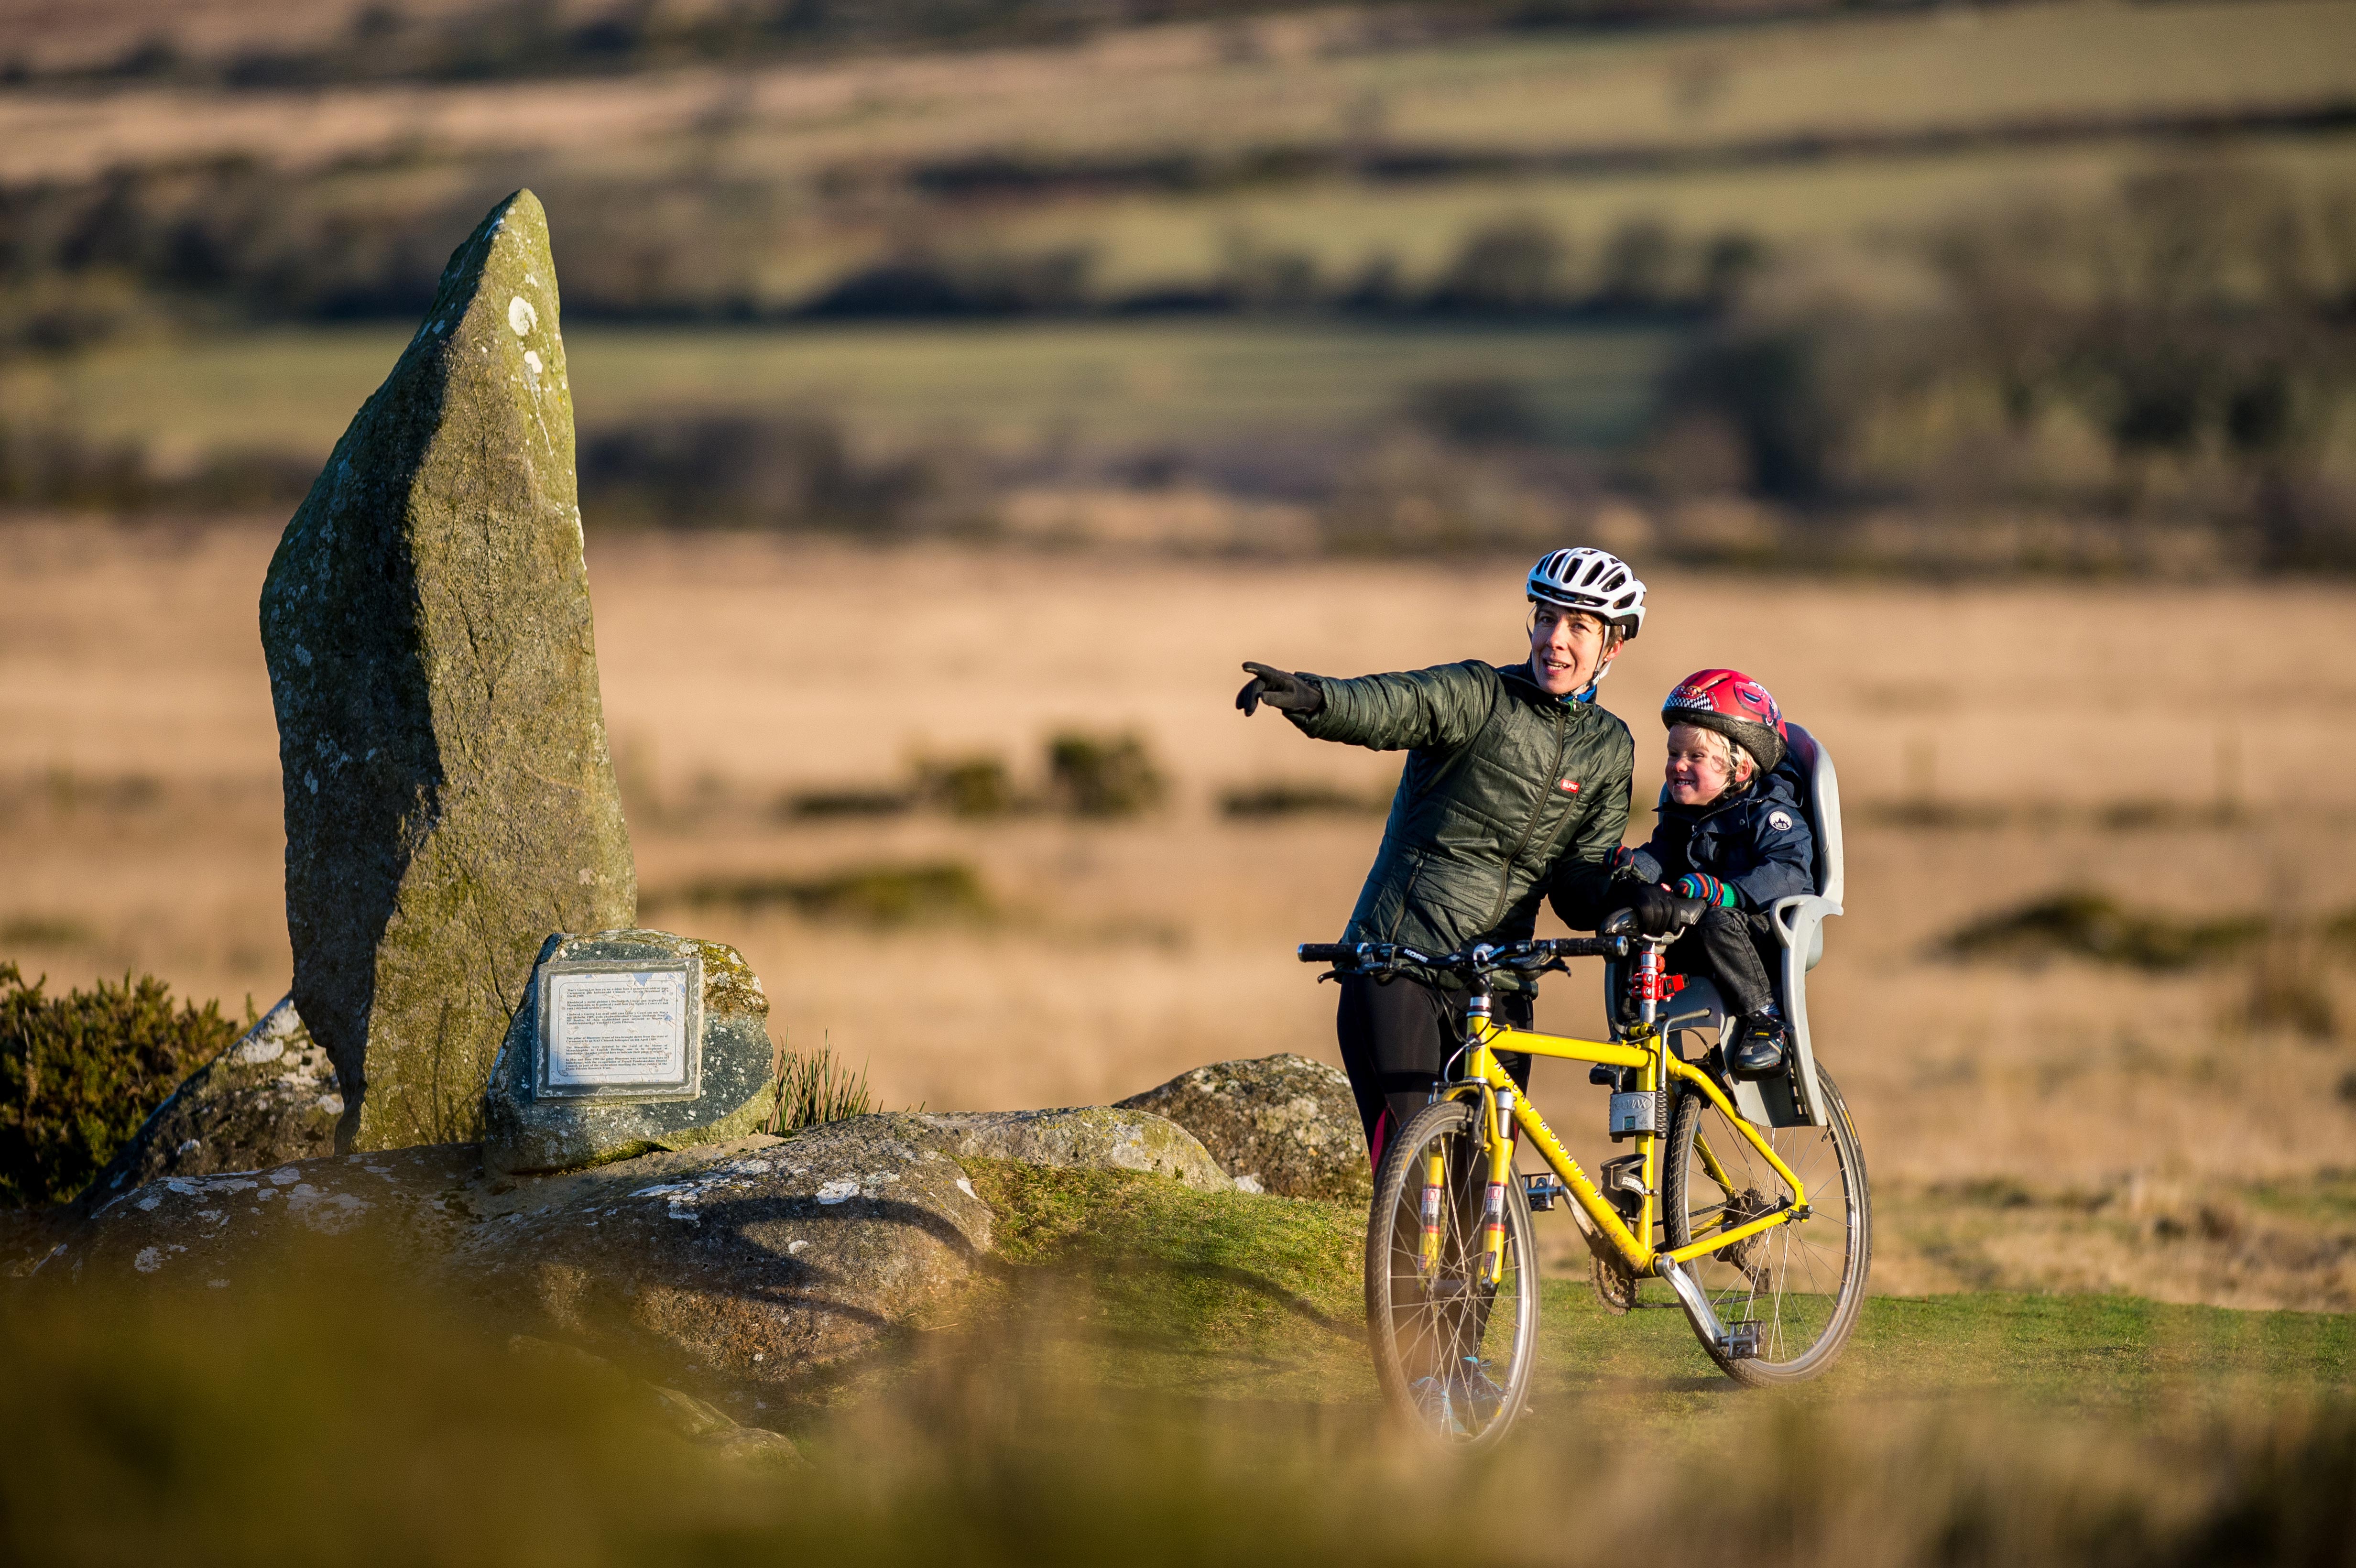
[1236,661,1324,718]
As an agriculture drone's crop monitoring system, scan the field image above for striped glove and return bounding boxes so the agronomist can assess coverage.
[1672,872,1737,909]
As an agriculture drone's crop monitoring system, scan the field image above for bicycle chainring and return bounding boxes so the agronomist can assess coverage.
[1591,1252,1640,1315]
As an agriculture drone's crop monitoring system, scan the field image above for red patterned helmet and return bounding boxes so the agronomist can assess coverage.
[1662,669,1788,775]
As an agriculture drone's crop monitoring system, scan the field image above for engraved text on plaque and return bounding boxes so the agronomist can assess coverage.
[535,958,701,1100]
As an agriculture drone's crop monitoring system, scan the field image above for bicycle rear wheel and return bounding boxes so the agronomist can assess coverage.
[1364,1098,1538,1447]
[1663,1066,1871,1385]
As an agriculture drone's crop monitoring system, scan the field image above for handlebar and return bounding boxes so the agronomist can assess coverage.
[1296,934,1632,977]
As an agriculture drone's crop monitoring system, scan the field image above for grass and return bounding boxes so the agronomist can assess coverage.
[963,1161,2356,1416]
[5,1194,2353,1568]
[2,1074,2354,1561]
[9,529,2356,1304]
[17,0,2352,187]
[0,319,1682,466]
[963,1159,1369,1400]
[758,1034,880,1136]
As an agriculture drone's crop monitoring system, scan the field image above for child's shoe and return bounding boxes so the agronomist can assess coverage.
[1728,1009,1789,1079]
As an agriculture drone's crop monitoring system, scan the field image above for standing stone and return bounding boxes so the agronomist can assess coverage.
[261,189,635,1151]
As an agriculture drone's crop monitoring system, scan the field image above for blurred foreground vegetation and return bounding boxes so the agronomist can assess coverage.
[2,1156,2354,1565]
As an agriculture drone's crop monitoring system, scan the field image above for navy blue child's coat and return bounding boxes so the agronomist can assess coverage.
[1622,757,1816,910]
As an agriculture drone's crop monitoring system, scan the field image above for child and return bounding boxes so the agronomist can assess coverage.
[1614,669,1814,1079]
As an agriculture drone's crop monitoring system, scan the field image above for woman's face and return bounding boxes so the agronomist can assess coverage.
[1664,723,1747,806]
[1527,604,1614,696]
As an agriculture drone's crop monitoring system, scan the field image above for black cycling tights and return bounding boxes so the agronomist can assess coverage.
[1335,973,1532,1173]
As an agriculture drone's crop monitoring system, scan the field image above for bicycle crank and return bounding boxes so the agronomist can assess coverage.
[1655,1257,1759,1359]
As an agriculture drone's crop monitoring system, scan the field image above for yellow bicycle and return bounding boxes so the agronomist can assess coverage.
[1298,916,1871,1446]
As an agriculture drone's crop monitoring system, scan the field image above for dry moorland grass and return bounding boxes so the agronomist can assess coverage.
[9,0,2351,182]
[3,520,2354,1306]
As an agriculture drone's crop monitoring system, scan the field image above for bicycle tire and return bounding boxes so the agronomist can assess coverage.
[1662,1066,1871,1386]
[1364,1098,1539,1447]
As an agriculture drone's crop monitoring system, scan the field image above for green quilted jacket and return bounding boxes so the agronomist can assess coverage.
[1291,660,1634,988]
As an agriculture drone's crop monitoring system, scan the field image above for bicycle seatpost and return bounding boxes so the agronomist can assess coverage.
[1631,937,1666,1031]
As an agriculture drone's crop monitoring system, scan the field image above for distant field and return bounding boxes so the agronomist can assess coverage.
[0,320,1682,464]
[3,0,2350,318]
[6,525,2356,1307]
[997,137,2356,298]
[8,0,2349,181]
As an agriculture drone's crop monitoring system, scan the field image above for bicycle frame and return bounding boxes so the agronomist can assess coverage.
[1434,976,1811,1290]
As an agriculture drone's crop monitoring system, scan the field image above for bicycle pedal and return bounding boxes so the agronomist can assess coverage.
[1523,1174,1567,1212]
[1723,1320,1761,1360]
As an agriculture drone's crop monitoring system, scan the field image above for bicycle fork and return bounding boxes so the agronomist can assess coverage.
[1414,1086,1516,1289]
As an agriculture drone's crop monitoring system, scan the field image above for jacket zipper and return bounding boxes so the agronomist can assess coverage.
[1482,703,1569,932]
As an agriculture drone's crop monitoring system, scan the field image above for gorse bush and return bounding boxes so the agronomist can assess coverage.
[653,862,995,928]
[0,963,240,1208]
[782,734,1167,824]
[1046,731,1167,818]
[1943,890,2266,971]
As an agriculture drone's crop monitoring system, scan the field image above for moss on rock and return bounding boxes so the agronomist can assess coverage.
[1116,1054,1369,1202]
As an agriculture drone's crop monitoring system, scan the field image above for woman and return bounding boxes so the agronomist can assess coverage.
[1235,547,1649,1168]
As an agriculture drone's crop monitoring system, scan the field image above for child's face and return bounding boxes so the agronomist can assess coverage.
[1664,723,1742,807]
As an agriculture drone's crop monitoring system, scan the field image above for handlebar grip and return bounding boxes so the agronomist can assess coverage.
[1538,936,1632,959]
[1297,943,1353,963]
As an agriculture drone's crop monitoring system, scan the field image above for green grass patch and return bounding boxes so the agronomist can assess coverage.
[963,1160,1370,1403]
[962,1162,2356,1420]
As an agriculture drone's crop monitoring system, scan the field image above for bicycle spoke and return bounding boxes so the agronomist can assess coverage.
[1666,1074,1866,1382]
[1369,1102,1537,1445]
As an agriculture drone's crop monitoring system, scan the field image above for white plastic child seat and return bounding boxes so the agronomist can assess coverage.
[1760,722,1842,1128]
[1656,721,1843,1130]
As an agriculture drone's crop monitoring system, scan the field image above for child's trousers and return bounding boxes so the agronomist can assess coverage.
[1665,905,1779,1018]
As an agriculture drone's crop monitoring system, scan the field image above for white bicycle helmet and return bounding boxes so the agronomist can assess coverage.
[1527,547,1646,639]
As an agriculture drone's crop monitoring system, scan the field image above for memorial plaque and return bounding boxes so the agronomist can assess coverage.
[534,955,702,1101]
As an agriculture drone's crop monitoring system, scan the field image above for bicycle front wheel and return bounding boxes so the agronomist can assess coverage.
[1364,1098,1538,1447]
[1663,1066,1871,1385]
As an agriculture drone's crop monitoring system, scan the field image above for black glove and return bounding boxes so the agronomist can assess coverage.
[1235,662,1324,718]
[1625,882,1706,937]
